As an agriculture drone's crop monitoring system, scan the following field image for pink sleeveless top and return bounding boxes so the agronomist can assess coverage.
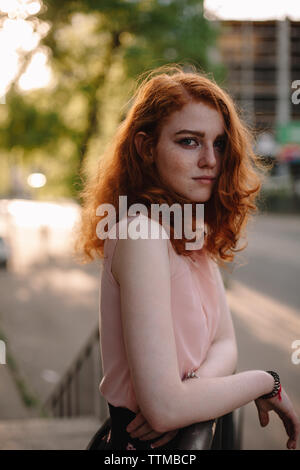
[98,215,222,412]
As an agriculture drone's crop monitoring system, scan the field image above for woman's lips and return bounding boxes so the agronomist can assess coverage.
[193,177,216,184]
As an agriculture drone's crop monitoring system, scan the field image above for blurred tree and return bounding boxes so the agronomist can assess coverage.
[0,0,223,198]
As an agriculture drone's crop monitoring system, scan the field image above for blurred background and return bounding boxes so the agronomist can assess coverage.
[0,0,299,450]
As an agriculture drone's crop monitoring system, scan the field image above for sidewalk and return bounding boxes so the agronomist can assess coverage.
[0,416,101,450]
[228,280,300,450]
[0,364,35,420]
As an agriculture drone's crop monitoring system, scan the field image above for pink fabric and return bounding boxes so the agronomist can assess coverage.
[98,215,222,412]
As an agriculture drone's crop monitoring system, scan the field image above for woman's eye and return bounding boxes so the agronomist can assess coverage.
[214,139,226,152]
[179,138,198,147]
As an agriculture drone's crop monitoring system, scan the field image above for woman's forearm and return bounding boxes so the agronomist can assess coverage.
[195,338,238,378]
[157,370,274,433]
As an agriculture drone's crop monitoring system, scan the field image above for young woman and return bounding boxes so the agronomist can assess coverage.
[76,65,300,450]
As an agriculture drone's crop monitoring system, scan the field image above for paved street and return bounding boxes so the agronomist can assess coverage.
[229,213,300,311]
[0,206,299,449]
[226,212,300,450]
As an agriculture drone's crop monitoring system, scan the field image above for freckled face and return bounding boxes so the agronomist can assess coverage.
[153,101,226,203]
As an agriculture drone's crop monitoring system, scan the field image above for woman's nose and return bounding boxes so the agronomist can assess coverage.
[197,143,216,167]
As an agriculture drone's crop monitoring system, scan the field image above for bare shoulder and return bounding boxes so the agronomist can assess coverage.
[112,215,170,284]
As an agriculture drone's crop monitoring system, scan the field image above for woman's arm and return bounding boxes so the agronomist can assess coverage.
[195,338,238,378]
[112,217,274,434]
[195,265,238,378]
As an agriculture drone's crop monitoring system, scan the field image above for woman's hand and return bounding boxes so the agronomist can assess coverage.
[126,408,179,448]
[254,386,300,450]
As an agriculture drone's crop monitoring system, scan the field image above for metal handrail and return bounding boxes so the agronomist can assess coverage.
[43,326,107,421]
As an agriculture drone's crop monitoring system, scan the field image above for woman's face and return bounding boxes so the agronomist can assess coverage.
[153,100,226,203]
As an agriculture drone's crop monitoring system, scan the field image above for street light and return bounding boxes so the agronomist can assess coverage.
[27,172,47,188]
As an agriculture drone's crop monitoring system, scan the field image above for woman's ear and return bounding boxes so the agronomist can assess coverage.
[134,132,148,158]
[134,132,154,166]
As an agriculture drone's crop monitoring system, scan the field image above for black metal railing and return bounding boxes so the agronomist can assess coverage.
[43,326,107,422]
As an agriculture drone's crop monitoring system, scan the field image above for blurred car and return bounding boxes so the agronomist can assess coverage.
[0,236,10,269]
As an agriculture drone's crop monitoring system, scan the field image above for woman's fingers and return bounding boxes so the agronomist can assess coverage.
[127,410,167,440]
[150,430,179,448]
[126,412,146,433]
[126,410,180,446]
[258,409,269,427]
[139,431,163,440]
[283,414,300,449]
[129,422,158,439]
[277,410,299,450]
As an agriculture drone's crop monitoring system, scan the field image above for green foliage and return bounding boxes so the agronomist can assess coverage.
[0,93,69,153]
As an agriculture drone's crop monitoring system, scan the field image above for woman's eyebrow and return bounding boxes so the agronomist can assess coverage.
[174,129,226,139]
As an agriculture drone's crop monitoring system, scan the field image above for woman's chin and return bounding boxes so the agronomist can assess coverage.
[187,191,212,204]
[171,187,213,204]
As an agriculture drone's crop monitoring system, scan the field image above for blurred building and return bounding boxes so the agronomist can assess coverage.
[216,19,300,194]
[217,19,300,131]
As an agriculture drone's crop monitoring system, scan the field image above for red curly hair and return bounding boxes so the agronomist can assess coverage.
[74,64,271,269]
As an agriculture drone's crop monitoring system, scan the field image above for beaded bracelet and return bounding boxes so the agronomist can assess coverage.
[183,369,199,380]
[258,370,282,401]
[186,371,199,379]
